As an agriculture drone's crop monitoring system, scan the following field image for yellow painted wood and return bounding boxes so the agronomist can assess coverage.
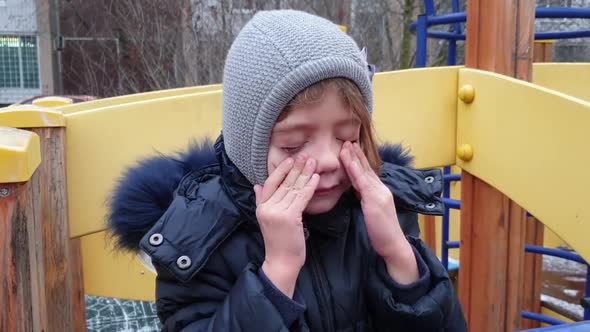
[456,68,590,263]
[0,127,40,183]
[0,105,65,128]
[373,66,459,169]
[59,84,222,114]
[65,91,223,238]
[81,231,155,301]
[532,63,590,103]
[32,96,73,108]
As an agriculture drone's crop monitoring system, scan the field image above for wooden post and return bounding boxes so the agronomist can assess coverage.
[1,180,48,332]
[534,40,554,62]
[31,126,86,331]
[521,215,545,329]
[0,109,86,331]
[423,215,438,252]
[519,39,553,330]
[458,1,535,331]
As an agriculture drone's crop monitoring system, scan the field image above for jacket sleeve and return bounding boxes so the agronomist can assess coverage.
[366,237,467,331]
[155,261,305,331]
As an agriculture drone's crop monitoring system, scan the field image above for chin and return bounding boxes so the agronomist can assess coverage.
[303,194,341,215]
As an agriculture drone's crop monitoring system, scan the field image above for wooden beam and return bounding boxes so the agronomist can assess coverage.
[521,216,545,329]
[29,127,86,331]
[520,37,552,330]
[423,215,437,252]
[459,0,535,331]
[521,33,554,329]
[0,181,48,332]
[1,126,86,331]
[534,41,554,63]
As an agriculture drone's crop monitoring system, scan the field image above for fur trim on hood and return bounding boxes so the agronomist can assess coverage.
[107,139,413,252]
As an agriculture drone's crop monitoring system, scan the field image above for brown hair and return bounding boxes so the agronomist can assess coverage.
[281,78,382,173]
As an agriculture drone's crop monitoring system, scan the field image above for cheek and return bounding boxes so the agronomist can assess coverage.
[266,146,285,174]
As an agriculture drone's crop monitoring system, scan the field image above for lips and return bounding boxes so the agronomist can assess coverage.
[314,185,339,196]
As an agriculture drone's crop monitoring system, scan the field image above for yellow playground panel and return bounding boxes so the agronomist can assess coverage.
[58,83,222,114]
[1,63,589,305]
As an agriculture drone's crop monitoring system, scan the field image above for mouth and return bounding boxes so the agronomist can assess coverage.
[314,185,339,196]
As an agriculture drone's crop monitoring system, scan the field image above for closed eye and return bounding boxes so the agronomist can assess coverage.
[338,138,359,143]
[282,146,303,154]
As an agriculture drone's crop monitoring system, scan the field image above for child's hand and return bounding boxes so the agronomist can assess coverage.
[254,154,319,297]
[340,141,419,284]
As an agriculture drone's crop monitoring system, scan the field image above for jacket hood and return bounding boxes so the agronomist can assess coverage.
[107,135,426,253]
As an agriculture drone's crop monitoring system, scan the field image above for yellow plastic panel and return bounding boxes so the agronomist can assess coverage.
[65,91,222,237]
[456,68,590,263]
[59,84,222,114]
[0,127,40,183]
[532,63,590,103]
[372,66,459,169]
[33,96,73,107]
[81,231,155,301]
[0,105,65,128]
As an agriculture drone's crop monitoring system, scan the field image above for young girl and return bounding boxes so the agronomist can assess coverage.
[108,10,466,331]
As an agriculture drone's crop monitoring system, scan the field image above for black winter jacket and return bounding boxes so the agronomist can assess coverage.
[108,135,467,331]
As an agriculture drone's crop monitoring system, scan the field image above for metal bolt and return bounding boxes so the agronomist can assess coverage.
[458,84,475,104]
[457,144,474,161]
[0,187,9,198]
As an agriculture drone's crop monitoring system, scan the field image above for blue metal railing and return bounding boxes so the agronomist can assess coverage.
[522,311,567,326]
[411,6,590,66]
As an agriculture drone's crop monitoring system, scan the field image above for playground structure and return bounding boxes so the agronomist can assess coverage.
[1,1,590,331]
[411,1,590,329]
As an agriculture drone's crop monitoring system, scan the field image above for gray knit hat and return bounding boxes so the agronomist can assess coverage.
[222,10,373,185]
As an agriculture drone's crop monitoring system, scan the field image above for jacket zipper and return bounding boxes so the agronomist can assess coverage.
[308,236,335,332]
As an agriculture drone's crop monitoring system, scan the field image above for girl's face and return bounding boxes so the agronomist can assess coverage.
[268,86,360,215]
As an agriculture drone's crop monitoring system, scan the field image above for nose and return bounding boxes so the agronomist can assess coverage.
[311,138,341,175]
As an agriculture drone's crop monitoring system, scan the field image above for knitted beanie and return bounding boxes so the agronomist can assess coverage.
[222,10,373,185]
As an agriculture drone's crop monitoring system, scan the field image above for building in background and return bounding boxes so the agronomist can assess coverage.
[0,0,59,106]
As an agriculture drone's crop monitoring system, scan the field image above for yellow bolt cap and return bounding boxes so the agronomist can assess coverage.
[457,144,474,161]
[458,84,475,104]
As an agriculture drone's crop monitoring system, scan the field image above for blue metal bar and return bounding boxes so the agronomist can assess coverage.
[535,30,590,40]
[423,29,590,41]
[443,174,461,182]
[424,0,436,16]
[416,15,428,68]
[451,0,461,14]
[441,166,451,270]
[409,7,590,31]
[448,40,457,65]
[409,12,466,31]
[447,241,460,249]
[425,31,465,40]
[525,245,588,264]
[585,267,590,320]
[447,0,461,65]
[451,0,462,31]
[523,321,590,331]
[522,310,566,325]
[442,197,461,209]
[536,7,590,19]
